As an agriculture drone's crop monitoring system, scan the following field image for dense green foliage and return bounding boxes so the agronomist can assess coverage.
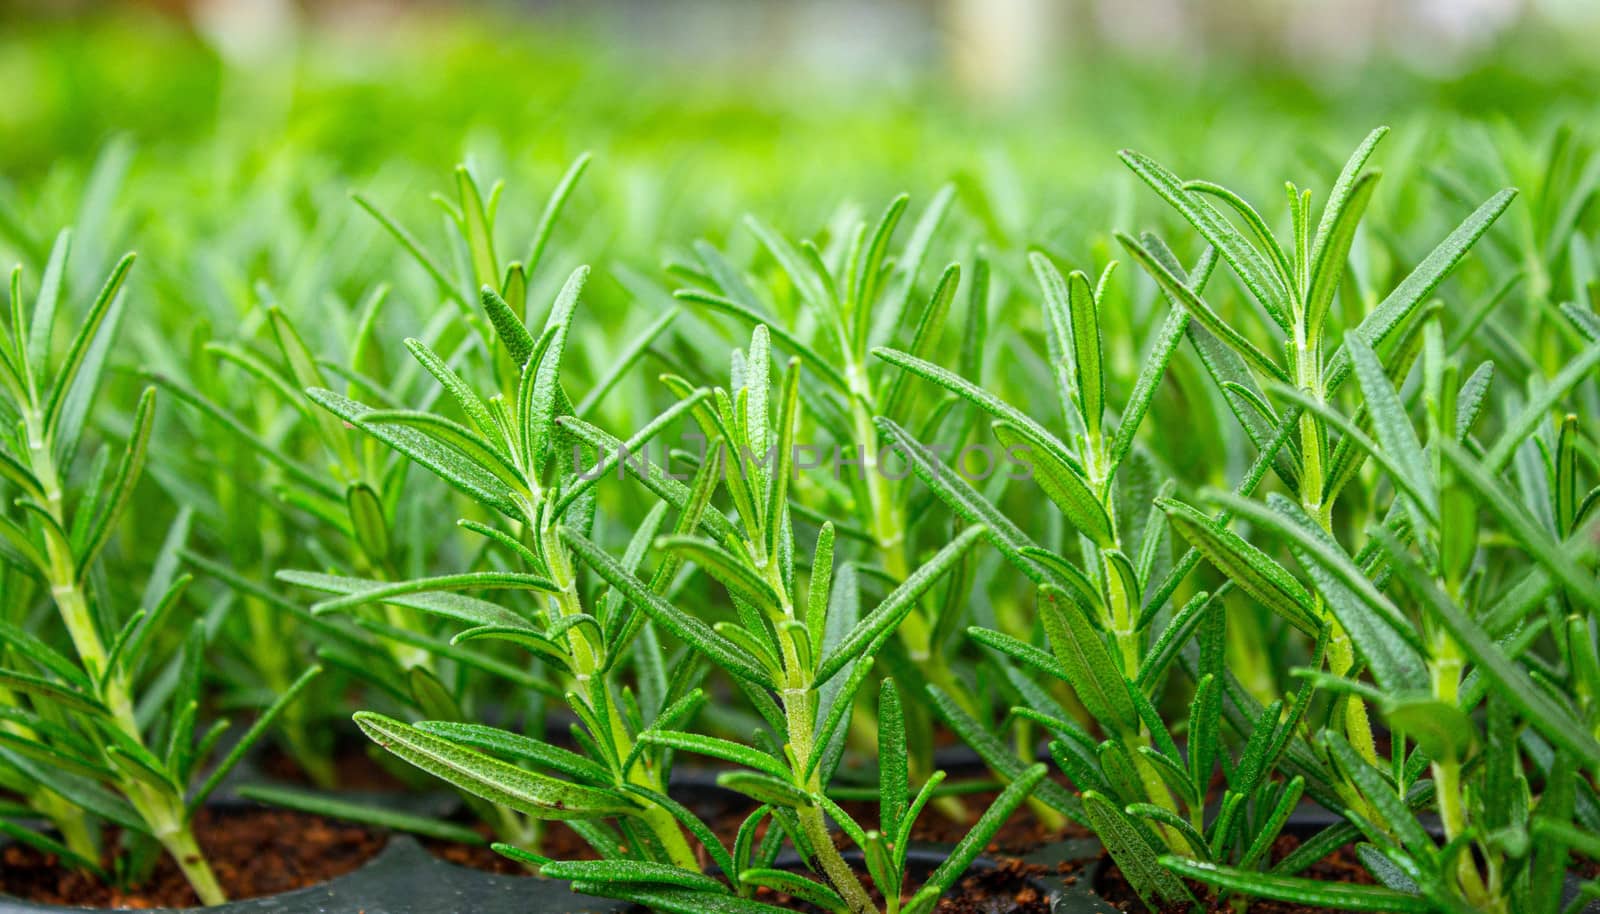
[2,12,1599,913]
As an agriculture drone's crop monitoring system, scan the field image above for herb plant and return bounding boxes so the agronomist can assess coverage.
[0,232,318,905]
[1159,325,1600,913]
[251,159,707,856]
[672,194,1056,825]
[153,159,631,804]
[1109,135,1600,911]
[864,125,1592,913]
[873,240,1324,909]
[274,189,1044,907]
[553,324,1040,914]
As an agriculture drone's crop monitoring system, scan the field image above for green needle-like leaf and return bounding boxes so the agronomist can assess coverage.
[1120,150,1293,332]
[816,525,985,683]
[1324,188,1516,395]
[354,712,634,820]
[543,859,729,894]
[1084,791,1194,908]
[905,763,1048,914]
[877,678,908,841]
[1038,585,1138,735]
[1117,231,1289,384]
[1162,857,1433,911]
[1159,496,1320,635]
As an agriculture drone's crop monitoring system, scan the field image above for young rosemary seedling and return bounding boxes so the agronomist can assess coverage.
[264,165,698,857]
[0,232,319,905]
[874,244,1320,908]
[1115,128,1513,781]
[163,160,657,808]
[552,324,1039,914]
[1159,298,1600,912]
[672,193,1013,813]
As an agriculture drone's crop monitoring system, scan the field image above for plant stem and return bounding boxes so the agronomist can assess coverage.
[42,789,99,861]
[849,378,972,824]
[1087,446,1183,848]
[786,681,877,914]
[849,368,967,704]
[768,557,877,914]
[139,791,226,907]
[1430,630,1491,905]
[25,408,226,904]
[546,539,699,869]
[1293,331,1378,765]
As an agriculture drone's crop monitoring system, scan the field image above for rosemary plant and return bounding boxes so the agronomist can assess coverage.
[545,321,1036,913]
[870,128,1556,909]
[672,194,1019,815]
[1156,311,1600,912]
[159,159,642,797]
[263,191,1043,906]
[273,268,693,855]
[1117,128,1510,782]
[0,233,318,905]
[873,245,1323,908]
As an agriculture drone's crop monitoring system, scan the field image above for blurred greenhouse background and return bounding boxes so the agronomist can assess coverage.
[2,0,1597,316]
[4,0,1599,179]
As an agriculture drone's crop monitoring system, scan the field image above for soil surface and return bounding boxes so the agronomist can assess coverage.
[420,779,1071,914]
[1093,832,1376,913]
[0,807,384,908]
[742,857,1051,914]
[932,858,1052,914]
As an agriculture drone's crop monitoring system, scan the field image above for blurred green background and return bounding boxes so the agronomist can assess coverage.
[4,1,1597,356]
[4,0,1596,448]
[4,0,1599,217]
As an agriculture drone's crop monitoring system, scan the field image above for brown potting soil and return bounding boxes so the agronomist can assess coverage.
[742,857,1051,914]
[0,807,384,908]
[1092,831,1376,913]
[931,857,1052,914]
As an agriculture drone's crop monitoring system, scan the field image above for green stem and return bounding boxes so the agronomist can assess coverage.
[1430,635,1490,905]
[142,792,225,907]
[848,368,961,704]
[766,554,877,914]
[786,681,876,914]
[1103,549,1141,679]
[24,410,227,904]
[1293,332,1378,766]
[1087,443,1186,850]
[546,541,699,869]
[1013,724,1069,833]
[849,375,972,824]
[1131,734,1191,854]
[1084,439,1141,679]
[38,781,99,862]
